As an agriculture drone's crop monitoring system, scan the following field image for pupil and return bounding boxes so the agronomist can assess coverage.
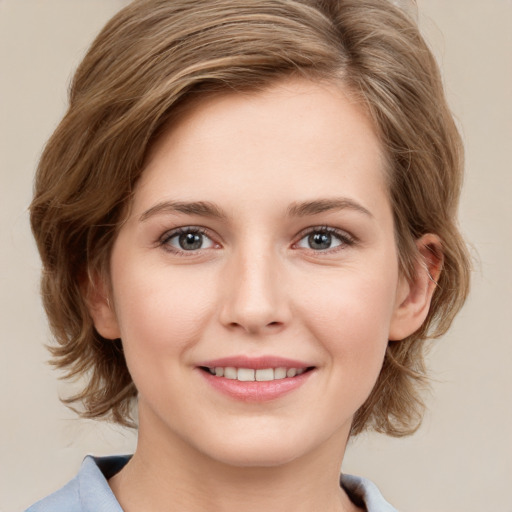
[309,232,331,250]
[179,232,202,250]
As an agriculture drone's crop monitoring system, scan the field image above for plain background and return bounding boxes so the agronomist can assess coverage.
[1,1,511,510]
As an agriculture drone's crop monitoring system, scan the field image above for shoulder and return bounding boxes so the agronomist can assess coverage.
[25,455,130,512]
[341,474,398,512]
[25,474,81,512]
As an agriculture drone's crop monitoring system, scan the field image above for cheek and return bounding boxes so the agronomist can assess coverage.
[111,259,218,357]
[295,268,397,378]
[110,261,222,405]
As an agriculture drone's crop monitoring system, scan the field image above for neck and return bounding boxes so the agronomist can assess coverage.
[109,411,361,512]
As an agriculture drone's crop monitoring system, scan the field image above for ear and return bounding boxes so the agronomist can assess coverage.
[389,234,443,341]
[83,271,121,340]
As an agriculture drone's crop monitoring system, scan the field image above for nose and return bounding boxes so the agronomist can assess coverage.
[218,244,291,335]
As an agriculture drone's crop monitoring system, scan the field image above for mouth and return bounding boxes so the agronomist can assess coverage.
[199,366,315,382]
[196,356,316,401]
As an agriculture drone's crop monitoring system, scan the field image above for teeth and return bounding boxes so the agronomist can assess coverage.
[274,367,287,379]
[255,368,274,381]
[206,366,308,382]
[224,367,237,379]
[237,368,255,381]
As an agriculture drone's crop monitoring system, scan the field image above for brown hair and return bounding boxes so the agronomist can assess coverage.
[30,0,470,435]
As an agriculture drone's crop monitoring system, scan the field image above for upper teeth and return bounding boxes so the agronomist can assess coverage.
[207,367,305,381]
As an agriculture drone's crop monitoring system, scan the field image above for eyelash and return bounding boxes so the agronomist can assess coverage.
[294,226,356,253]
[158,225,356,256]
[159,226,216,256]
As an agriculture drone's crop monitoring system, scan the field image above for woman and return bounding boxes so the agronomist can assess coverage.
[27,0,470,510]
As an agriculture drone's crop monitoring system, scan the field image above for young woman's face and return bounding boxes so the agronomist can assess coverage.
[102,78,413,467]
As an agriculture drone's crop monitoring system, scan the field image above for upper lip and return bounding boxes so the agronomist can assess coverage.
[197,356,314,370]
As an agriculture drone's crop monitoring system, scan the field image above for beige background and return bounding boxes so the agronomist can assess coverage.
[1,1,511,510]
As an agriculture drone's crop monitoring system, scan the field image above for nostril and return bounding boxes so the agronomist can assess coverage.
[226,322,282,334]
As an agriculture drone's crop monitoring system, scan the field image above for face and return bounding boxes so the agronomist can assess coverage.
[94,78,420,469]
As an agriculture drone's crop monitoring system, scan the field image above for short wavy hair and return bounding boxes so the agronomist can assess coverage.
[30,0,470,436]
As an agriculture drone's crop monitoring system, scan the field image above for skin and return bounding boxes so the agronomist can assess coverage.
[89,77,441,512]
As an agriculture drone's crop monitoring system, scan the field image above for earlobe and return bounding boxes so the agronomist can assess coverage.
[83,272,121,340]
[389,234,443,341]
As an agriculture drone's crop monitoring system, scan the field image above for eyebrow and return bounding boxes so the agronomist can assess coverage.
[139,197,373,222]
[287,198,373,218]
[139,200,227,222]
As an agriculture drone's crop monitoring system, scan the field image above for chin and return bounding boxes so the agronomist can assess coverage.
[192,426,330,469]
[208,443,303,468]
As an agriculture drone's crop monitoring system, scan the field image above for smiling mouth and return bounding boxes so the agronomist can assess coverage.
[199,366,315,382]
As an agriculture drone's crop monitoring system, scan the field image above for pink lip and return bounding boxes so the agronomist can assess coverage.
[197,355,311,370]
[195,355,316,402]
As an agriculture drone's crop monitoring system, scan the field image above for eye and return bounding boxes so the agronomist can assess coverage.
[161,227,216,252]
[295,227,354,251]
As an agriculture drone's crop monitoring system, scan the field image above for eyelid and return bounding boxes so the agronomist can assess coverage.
[292,225,357,252]
[158,225,221,255]
[156,224,357,256]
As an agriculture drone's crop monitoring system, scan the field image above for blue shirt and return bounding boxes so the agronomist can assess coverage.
[25,455,398,512]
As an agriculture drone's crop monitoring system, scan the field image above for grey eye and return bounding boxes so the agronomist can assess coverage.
[309,232,333,250]
[178,232,203,250]
[166,230,215,251]
[297,231,343,251]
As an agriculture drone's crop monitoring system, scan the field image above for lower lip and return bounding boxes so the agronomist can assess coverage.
[198,369,314,402]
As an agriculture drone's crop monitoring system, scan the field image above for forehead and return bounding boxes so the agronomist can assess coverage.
[136,77,388,219]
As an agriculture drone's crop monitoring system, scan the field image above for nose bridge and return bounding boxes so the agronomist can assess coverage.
[220,237,288,334]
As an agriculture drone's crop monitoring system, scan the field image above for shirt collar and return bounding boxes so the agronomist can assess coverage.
[78,456,397,512]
